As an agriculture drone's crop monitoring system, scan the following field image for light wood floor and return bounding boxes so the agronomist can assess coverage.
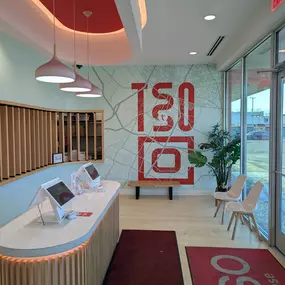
[119,195,285,285]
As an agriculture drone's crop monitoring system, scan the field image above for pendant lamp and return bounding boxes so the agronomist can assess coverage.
[35,0,75,83]
[60,1,91,92]
[76,11,102,98]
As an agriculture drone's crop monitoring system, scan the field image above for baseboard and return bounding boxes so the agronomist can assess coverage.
[120,187,213,196]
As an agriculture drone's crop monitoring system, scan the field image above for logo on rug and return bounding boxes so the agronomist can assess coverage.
[211,255,280,284]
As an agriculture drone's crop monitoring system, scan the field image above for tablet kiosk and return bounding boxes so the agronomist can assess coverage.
[30,178,75,222]
[73,162,101,190]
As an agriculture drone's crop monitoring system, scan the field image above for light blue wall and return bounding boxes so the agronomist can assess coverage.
[0,32,101,110]
[0,164,86,226]
[0,33,107,226]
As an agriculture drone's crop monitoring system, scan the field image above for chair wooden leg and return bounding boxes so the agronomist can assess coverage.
[247,215,252,231]
[251,214,262,241]
[227,212,235,231]
[214,200,223,218]
[221,201,227,225]
[240,215,245,225]
[232,213,240,240]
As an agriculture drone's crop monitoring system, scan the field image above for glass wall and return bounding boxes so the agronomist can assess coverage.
[227,61,242,186]
[277,26,285,63]
[245,38,271,234]
[226,37,272,236]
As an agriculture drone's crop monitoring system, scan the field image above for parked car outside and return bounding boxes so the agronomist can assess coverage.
[247,131,269,140]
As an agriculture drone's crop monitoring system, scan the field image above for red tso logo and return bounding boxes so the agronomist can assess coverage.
[132,82,195,185]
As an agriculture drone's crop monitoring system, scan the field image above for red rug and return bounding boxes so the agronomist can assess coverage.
[186,247,285,285]
[103,230,183,285]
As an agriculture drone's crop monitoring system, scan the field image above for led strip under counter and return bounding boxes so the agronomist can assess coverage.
[0,181,120,285]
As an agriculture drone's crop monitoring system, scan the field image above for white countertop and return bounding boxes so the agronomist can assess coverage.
[0,180,120,257]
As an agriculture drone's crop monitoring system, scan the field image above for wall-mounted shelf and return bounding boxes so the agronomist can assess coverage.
[0,101,104,183]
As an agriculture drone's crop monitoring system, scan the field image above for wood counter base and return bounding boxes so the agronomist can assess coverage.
[0,196,119,285]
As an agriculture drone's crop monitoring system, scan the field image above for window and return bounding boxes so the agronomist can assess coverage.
[227,61,242,185]
[245,37,271,234]
[277,26,285,63]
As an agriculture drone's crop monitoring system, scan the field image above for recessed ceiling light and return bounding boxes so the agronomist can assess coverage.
[189,52,197,55]
[279,49,285,53]
[204,15,216,21]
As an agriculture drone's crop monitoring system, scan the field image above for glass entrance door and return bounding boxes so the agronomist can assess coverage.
[276,70,285,255]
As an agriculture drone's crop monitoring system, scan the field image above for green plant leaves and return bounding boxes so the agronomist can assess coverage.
[188,151,207,167]
[188,124,241,186]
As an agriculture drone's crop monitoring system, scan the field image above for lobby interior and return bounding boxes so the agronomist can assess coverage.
[1,0,285,284]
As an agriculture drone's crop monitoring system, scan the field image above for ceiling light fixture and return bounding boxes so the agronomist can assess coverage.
[204,15,216,21]
[35,0,75,83]
[60,1,91,92]
[77,11,102,98]
[279,49,285,53]
[189,52,198,55]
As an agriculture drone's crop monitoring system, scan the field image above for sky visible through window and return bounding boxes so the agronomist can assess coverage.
[231,83,285,115]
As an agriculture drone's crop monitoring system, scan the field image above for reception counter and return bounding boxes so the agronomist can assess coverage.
[0,180,120,285]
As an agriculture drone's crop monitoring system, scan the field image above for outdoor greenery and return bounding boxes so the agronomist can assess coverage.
[188,124,241,191]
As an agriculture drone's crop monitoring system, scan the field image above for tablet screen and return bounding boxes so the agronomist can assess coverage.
[85,164,99,180]
[46,181,75,206]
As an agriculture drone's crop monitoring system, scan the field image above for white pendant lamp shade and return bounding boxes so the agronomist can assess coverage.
[35,0,75,84]
[35,54,75,83]
[60,71,92,92]
[76,83,102,97]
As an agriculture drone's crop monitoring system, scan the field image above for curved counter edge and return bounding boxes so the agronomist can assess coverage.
[0,181,120,258]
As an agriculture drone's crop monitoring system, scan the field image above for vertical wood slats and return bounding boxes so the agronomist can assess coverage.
[8,107,16,177]
[52,112,58,155]
[93,113,97,160]
[43,111,48,166]
[0,196,119,285]
[31,110,37,170]
[76,113,80,161]
[20,109,27,173]
[67,113,72,162]
[101,112,104,160]
[58,113,65,157]
[14,108,22,175]
[36,110,40,168]
[0,106,9,178]
[47,112,53,164]
[39,111,44,167]
[0,104,104,182]
[85,113,88,161]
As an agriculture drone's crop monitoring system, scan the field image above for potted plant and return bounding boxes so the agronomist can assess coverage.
[188,124,240,192]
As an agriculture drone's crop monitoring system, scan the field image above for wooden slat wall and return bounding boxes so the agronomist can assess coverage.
[85,113,88,160]
[0,106,9,178]
[14,108,22,175]
[26,109,32,171]
[93,113,97,160]
[0,104,104,182]
[47,112,53,164]
[67,113,72,162]
[8,107,16,177]
[31,110,37,170]
[20,108,27,173]
[43,111,48,166]
[36,110,41,168]
[58,113,65,156]
[101,112,104,160]
[39,111,44,167]
[76,113,80,161]
[52,112,58,155]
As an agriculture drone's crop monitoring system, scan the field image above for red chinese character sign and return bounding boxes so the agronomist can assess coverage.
[272,0,284,11]
[132,82,195,185]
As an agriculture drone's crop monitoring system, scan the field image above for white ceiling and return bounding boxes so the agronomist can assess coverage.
[128,0,273,65]
[1,0,285,67]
